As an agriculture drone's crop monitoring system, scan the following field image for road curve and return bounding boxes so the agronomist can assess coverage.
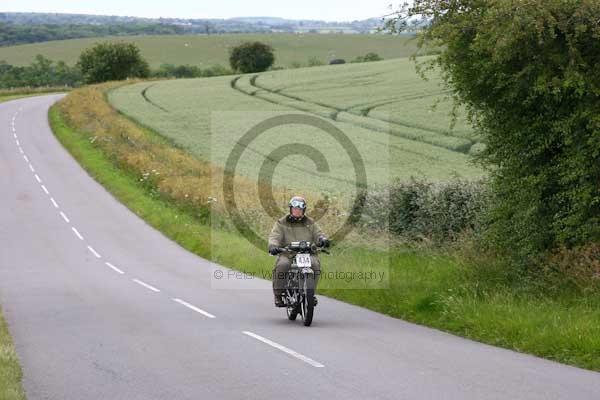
[0,95,599,400]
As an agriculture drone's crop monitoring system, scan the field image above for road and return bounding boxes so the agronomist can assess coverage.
[0,94,599,400]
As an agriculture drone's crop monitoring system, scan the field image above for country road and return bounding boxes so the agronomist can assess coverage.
[0,94,599,400]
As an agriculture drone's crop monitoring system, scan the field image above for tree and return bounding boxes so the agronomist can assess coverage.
[77,41,149,84]
[388,0,600,264]
[0,55,82,88]
[229,41,275,73]
[351,52,383,63]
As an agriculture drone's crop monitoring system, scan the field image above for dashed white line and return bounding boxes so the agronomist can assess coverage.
[242,331,325,368]
[105,262,124,274]
[18,147,23,154]
[41,185,49,195]
[87,245,101,258]
[60,211,70,223]
[133,279,161,293]
[34,174,41,183]
[29,164,35,172]
[50,197,59,208]
[13,133,17,139]
[71,227,84,240]
[16,139,20,146]
[23,155,29,163]
[172,298,216,319]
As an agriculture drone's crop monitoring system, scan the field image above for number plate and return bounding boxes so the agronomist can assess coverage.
[296,254,311,268]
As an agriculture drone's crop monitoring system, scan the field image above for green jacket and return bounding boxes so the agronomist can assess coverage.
[268,214,325,250]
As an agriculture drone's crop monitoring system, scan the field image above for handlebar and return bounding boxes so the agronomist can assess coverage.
[276,246,330,255]
[270,241,331,256]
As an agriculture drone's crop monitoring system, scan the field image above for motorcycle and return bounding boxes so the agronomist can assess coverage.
[273,241,328,327]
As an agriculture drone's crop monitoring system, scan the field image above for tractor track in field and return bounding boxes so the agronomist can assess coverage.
[229,76,462,161]
[230,74,475,154]
[140,84,170,113]
[250,75,466,137]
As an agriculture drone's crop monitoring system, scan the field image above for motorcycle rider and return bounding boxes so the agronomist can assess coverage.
[268,196,329,307]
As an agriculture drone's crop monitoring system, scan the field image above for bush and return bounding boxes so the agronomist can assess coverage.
[200,64,233,77]
[352,52,383,63]
[150,63,233,79]
[329,59,346,65]
[361,178,490,244]
[151,63,202,78]
[77,41,149,84]
[229,41,275,73]
[542,243,600,293]
[307,56,324,67]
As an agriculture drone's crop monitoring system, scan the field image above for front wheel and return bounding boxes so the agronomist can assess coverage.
[301,274,315,326]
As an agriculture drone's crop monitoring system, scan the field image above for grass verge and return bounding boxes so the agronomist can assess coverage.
[0,306,25,400]
[50,88,600,372]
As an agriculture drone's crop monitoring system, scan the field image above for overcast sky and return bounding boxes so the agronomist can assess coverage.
[2,1,398,22]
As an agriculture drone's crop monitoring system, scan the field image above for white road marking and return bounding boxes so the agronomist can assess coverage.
[50,197,59,208]
[105,262,124,274]
[23,155,29,163]
[16,139,20,146]
[29,164,35,172]
[133,279,160,293]
[34,174,41,183]
[87,245,101,258]
[41,185,49,195]
[172,298,216,318]
[242,331,325,368]
[13,133,17,139]
[71,227,84,240]
[60,211,70,223]
[18,147,23,154]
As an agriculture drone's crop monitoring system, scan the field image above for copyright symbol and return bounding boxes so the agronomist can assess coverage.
[213,270,224,279]
[221,113,367,251]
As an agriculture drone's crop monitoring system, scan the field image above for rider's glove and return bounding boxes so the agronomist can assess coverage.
[268,245,281,255]
[318,236,330,248]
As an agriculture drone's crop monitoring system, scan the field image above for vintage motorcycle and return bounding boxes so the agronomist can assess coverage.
[273,241,328,327]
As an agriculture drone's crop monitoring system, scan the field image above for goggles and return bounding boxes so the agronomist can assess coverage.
[290,199,306,209]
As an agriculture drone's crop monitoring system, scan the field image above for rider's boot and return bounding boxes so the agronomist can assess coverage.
[313,295,318,306]
[273,290,286,307]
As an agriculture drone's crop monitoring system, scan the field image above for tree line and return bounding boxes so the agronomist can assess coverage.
[0,23,187,47]
[0,40,384,88]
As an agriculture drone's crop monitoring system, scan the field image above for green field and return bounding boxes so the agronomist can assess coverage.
[0,33,420,68]
[108,57,484,199]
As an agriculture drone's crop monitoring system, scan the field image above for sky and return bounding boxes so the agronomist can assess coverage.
[1,1,398,22]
